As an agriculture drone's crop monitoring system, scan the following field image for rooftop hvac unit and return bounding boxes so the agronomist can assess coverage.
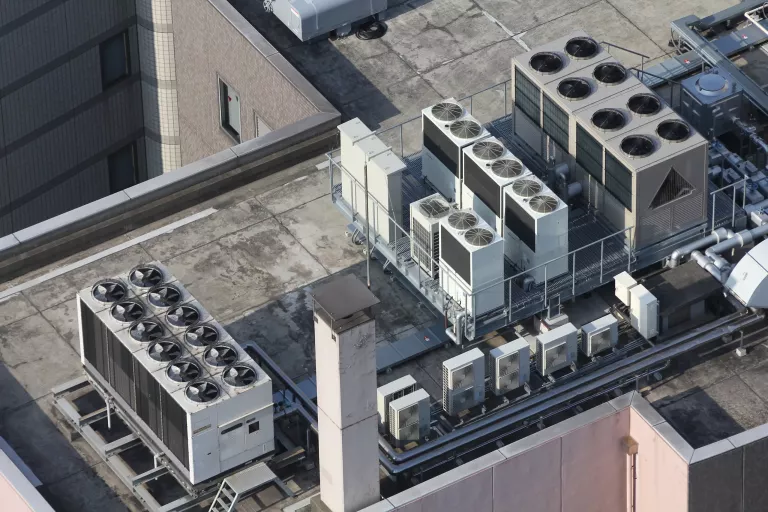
[422,99,490,202]
[77,264,274,486]
[268,0,386,42]
[366,149,405,245]
[510,32,606,153]
[410,193,452,279]
[629,284,658,339]
[439,210,505,317]
[536,322,578,376]
[503,177,568,283]
[388,388,430,447]
[602,113,708,249]
[442,348,485,415]
[680,68,742,138]
[614,271,637,306]
[461,136,530,233]
[377,375,418,426]
[580,314,619,356]
[489,337,530,395]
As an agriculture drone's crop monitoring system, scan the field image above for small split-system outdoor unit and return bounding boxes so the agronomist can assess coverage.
[536,322,578,376]
[410,193,452,279]
[338,119,405,245]
[503,176,568,283]
[614,271,637,306]
[439,209,505,317]
[376,375,417,426]
[268,0,386,42]
[489,337,530,395]
[630,284,659,339]
[442,348,485,416]
[422,99,490,202]
[579,314,619,356]
[388,388,431,447]
[461,136,530,233]
[78,262,274,485]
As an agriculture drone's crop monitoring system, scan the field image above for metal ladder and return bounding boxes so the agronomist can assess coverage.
[208,479,239,512]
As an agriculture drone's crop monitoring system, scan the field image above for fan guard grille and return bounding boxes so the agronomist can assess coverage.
[147,284,182,308]
[448,211,478,230]
[419,198,450,218]
[472,140,504,160]
[529,195,559,213]
[431,102,463,121]
[464,228,494,247]
[512,179,543,198]
[529,52,563,74]
[166,360,201,382]
[110,301,144,323]
[166,305,200,327]
[627,93,661,116]
[593,63,627,85]
[92,280,126,303]
[491,159,523,178]
[185,324,220,347]
[591,108,626,131]
[620,135,655,157]
[224,364,258,387]
[565,37,599,59]
[557,78,591,100]
[147,340,182,362]
[204,343,239,367]
[450,120,482,139]
[656,120,691,142]
[129,265,163,288]
[130,321,165,342]
[185,380,220,403]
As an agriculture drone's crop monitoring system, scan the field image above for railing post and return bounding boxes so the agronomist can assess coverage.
[627,228,632,273]
[733,182,738,228]
[508,278,512,322]
[712,191,717,232]
[469,95,473,115]
[572,252,576,298]
[544,264,548,308]
[600,239,605,284]
[504,83,508,116]
[400,124,404,158]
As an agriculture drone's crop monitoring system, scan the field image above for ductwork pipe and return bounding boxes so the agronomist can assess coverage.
[668,227,731,268]
[690,223,768,282]
[692,250,722,281]
[445,312,465,345]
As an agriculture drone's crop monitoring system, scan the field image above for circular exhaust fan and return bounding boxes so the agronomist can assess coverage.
[147,284,182,308]
[565,37,599,59]
[491,159,523,178]
[450,120,482,139]
[185,324,220,347]
[696,73,727,96]
[166,360,201,382]
[557,78,591,100]
[512,178,543,198]
[627,93,661,116]
[431,102,463,122]
[529,195,559,213]
[224,364,258,387]
[130,321,165,343]
[620,135,655,157]
[147,340,182,363]
[591,108,626,131]
[185,380,220,403]
[472,140,504,160]
[593,63,627,85]
[129,265,164,288]
[448,211,478,230]
[419,198,450,218]
[92,280,126,303]
[529,52,563,74]
[656,120,691,142]
[464,228,494,247]
[110,301,144,323]
[204,343,239,367]
[166,305,200,328]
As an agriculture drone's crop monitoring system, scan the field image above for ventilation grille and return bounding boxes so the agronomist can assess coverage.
[464,228,494,247]
[203,344,239,367]
[656,120,691,142]
[491,158,523,178]
[591,108,625,131]
[223,364,257,387]
[92,280,126,303]
[111,301,144,323]
[431,102,463,121]
[565,37,598,59]
[472,140,504,160]
[419,198,450,218]
[185,380,220,403]
[184,324,219,347]
[529,195,559,213]
[130,321,165,342]
[620,135,655,157]
[650,168,694,209]
[129,265,164,289]
[593,63,627,85]
[512,179,542,198]
[448,211,478,230]
[529,52,563,74]
[450,120,482,139]
[147,284,182,309]
[627,93,661,116]
[166,305,200,328]
[147,340,182,362]
[167,359,201,382]
[557,78,591,100]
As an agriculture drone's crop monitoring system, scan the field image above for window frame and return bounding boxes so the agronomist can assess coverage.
[100,31,131,90]
[219,78,241,143]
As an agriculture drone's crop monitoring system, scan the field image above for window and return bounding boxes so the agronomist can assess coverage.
[100,31,130,89]
[219,79,241,142]
[255,113,271,137]
[605,151,633,211]
[576,124,603,183]
[108,142,138,193]
[542,94,569,151]
[514,67,541,123]
[248,421,260,434]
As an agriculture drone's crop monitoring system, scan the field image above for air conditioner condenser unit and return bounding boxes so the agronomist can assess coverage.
[536,322,578,376]
[388,388,430,447]
[489,337,530,395]
[579,314,618,356]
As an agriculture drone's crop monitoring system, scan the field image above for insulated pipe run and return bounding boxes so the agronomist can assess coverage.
[668,227,731,268]
[445,312,465,345]
[691,250,722,281]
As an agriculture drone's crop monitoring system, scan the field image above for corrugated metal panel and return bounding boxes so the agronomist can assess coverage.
[0,0,49,28]
[64,0,136,48]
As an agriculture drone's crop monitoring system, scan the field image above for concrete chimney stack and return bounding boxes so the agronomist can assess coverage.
[311,275,380,512]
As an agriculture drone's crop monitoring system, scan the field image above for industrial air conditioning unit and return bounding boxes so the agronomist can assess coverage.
[366,149,405,245]
[579,314,619,356]
[377,375,417,426]
[680,68,742,138]
[78,262,274,486]
[439,209,505,317]
[410,193,452,279]
[503,176,568,283]
[422,99,490,202]
[510,31,607,154]
[601,113,708,249]
[461,137,530,233]
[535,322,578,376]
[629,284,659,339]
[489,337,530,395]
[388,388,431,447]
[442,348,485,416]
[267,0,386,42]
[614,271,637,306]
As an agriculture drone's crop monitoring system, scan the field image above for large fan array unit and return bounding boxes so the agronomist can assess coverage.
[438,209,505,317]
[461,136,530,234]
[77,261,274,485]
[442,348,485,416]
[422,99,490,202]
[503,176,568,284]
[535,322,578,376]
[410,193,452,279]
[489,337,530,395]
[388,388,431,447]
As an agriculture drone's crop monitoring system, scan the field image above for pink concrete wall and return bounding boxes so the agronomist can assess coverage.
[629,408,689,512]
[0,473,35,512]
[493,438,561,512]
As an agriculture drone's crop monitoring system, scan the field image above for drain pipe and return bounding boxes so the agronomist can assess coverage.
[445,312,465,345]
[668,227,731,268]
